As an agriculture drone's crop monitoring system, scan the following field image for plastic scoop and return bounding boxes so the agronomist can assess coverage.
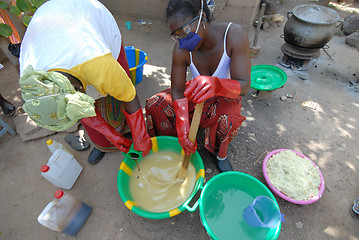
[242,196,284,228]
[126,144,143,171]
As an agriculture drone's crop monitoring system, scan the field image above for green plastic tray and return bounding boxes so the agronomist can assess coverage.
[251,65,287,91]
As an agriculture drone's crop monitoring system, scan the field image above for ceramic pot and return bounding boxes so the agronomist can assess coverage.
[284,4,340,48]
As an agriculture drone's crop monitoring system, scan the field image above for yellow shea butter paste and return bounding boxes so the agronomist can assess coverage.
[129,151,197,212]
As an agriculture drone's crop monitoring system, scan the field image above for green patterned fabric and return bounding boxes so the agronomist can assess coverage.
[19,65,96,131]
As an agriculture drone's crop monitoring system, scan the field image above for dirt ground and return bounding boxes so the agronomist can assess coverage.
[1,0,359,239]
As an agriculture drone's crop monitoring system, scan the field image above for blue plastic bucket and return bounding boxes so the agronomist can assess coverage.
[125,46,148,85]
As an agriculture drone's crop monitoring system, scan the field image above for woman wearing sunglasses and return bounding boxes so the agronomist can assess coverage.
[145,0,251,172]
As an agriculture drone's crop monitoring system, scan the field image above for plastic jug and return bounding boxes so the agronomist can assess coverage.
[41,149,83,189]
[38,190,92,236]
[46,139,72,155]
[242,196,284,228]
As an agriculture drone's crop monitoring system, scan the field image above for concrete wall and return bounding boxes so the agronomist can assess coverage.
[99,0,260,31]
[213,0,261,30]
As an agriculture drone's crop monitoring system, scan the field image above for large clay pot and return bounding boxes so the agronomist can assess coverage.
[284,4,340,48]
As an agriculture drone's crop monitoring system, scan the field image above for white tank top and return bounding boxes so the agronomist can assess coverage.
[189,22,232,79]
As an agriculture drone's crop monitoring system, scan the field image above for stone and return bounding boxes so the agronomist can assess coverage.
[286,94,294,98]
[345,32,359,49]
[271,13,284,23]
[250,46,261,58]
[343,15,359,36]
[261,0,280,15]
[280,95,287,101]
[298,75,307,81]
[262,20,270,30]
[296,221,303,229]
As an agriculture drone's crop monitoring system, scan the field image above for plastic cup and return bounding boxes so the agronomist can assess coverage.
[243,195,284,228]
[125,21,132,30]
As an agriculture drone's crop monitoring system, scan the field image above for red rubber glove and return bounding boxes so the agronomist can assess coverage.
[173,98,197,156]
[81,109,132,153]
[184,76,241,103]
[123,108,152,157]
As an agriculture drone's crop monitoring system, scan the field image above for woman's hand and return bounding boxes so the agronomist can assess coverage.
[81,112,132,153]
[184,76,216,103]
[173,98,197,156]
[124,108,152,157]
[185,76,241,103]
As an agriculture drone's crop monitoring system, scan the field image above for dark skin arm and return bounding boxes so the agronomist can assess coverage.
[123,94,141,114]
[58,71,141,114]
[226,23,251,96]
[170,44,190,101]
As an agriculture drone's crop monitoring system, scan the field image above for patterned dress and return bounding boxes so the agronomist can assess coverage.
[145,88,245,158]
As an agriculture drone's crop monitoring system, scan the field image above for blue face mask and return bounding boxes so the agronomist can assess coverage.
[179,32,202,52]
[178,6,203,52]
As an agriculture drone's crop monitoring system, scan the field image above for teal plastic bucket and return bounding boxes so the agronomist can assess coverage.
[185,172,281,240]
[117,136,205,219]
[125,46,148,85]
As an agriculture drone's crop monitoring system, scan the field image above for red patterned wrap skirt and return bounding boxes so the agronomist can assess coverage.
[145,88,246,158]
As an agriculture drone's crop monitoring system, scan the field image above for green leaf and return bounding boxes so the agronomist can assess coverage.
[29,5,36,13]
[32,0,45,9]
[22,14,32,26]
[16,0,31,12]
[0,1,9,10]
[9,5,21,16]
[0,23,13,37]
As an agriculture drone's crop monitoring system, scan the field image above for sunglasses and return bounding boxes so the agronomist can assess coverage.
[170,16,200,42]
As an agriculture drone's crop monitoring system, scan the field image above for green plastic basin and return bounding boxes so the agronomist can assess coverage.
[185,172,281,240]
[117,136,205,219]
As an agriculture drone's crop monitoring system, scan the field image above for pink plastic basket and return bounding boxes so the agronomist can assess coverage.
[263,149,325,205]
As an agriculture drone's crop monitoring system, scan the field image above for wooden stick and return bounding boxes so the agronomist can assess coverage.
[176,102,204,181]
[252,3,266,47]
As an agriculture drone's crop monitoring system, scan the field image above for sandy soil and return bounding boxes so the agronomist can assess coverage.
[1,0,359,239]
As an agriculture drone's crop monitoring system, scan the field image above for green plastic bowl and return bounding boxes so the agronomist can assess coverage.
[251,65,287,91]
[185,172,281,240]
[117,136,205,219]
